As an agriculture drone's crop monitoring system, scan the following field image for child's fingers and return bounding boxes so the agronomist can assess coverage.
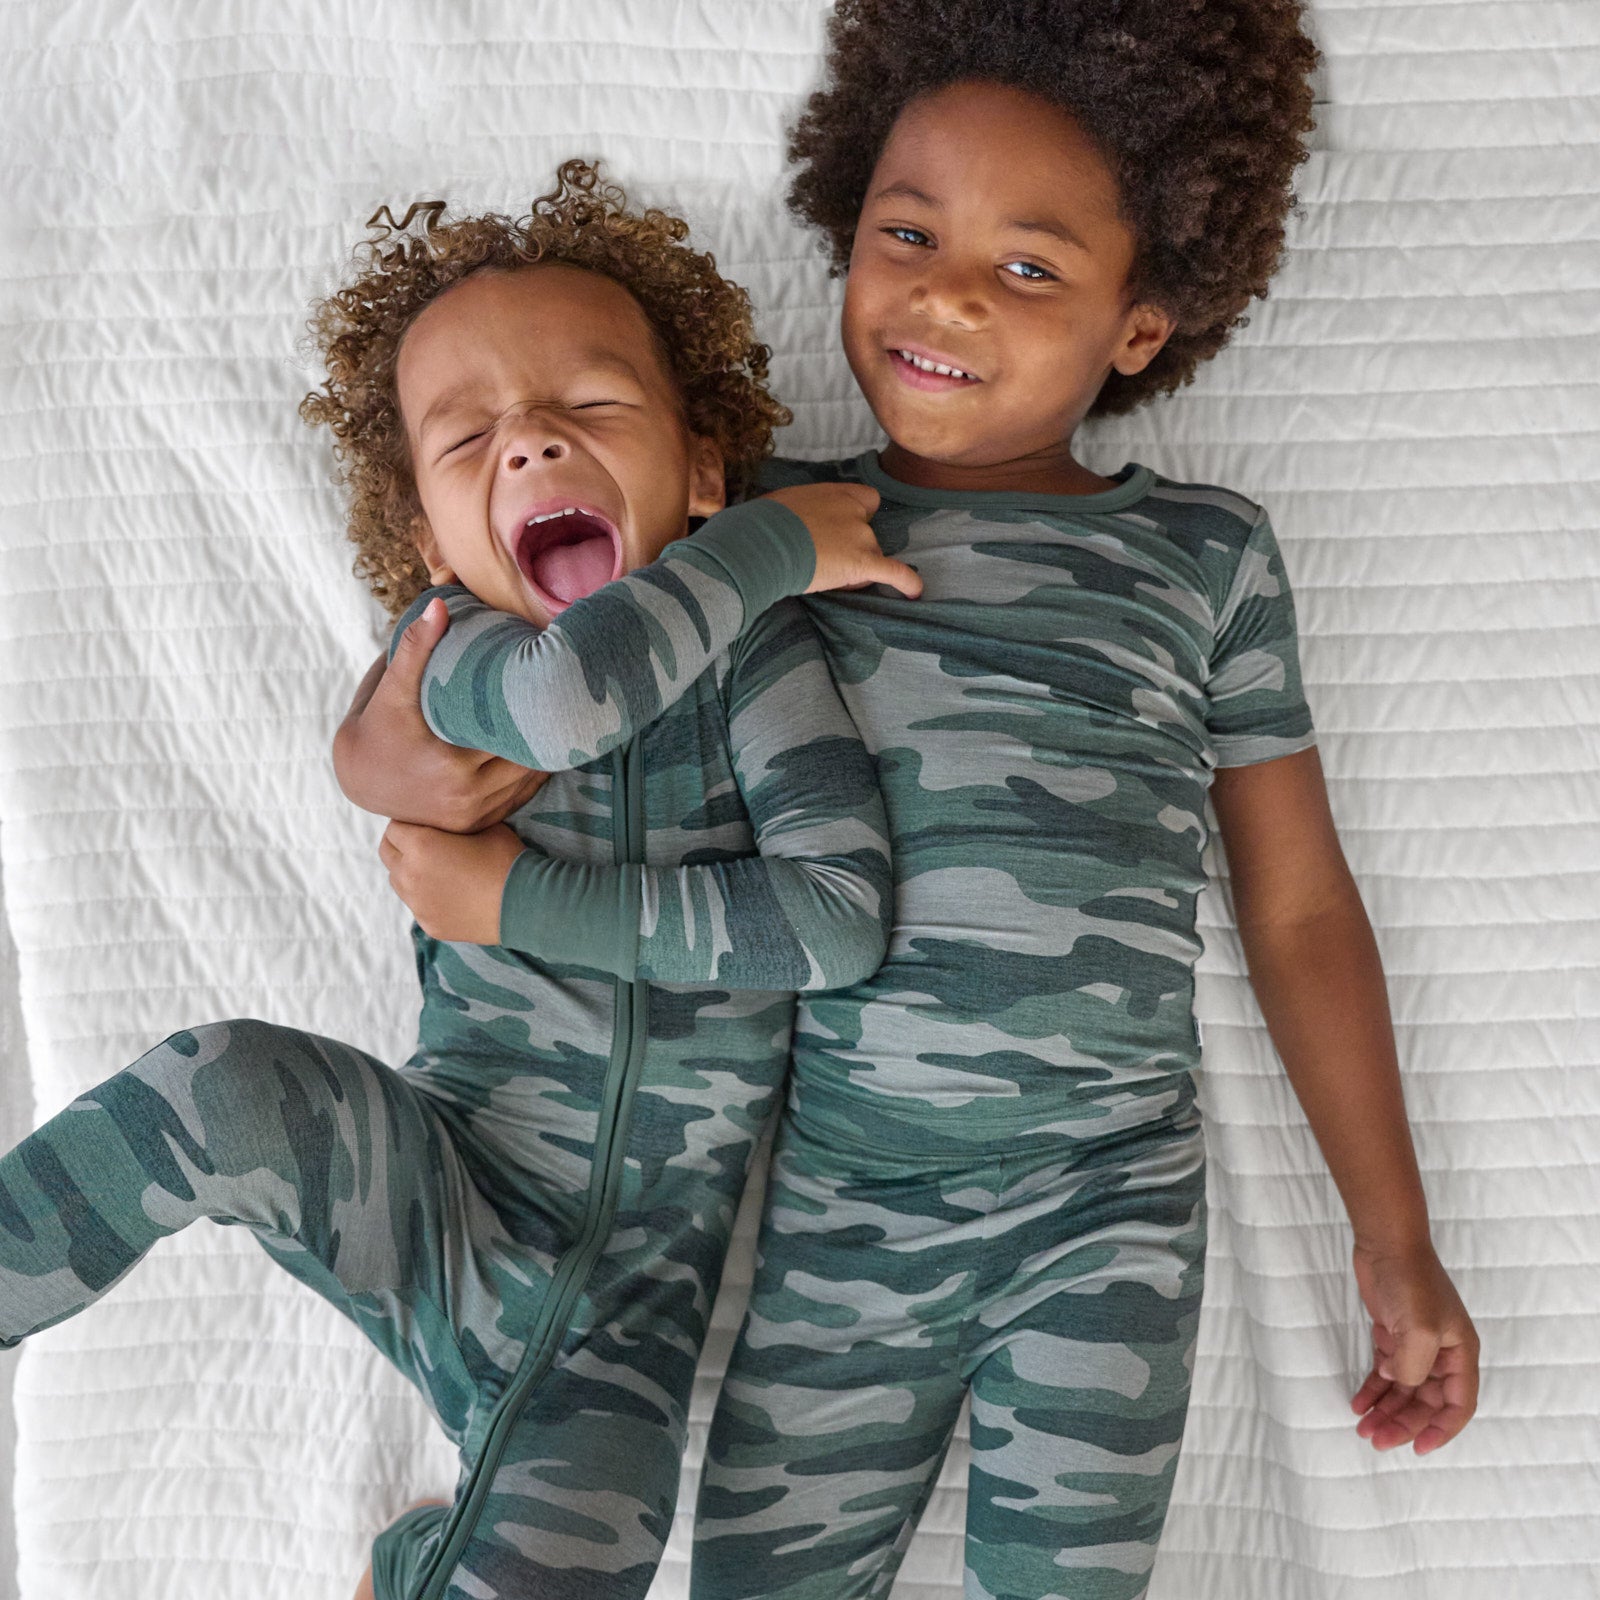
[1433,1338,1481,1436]
[870,557,923,599]
[1355,1379,1413,1439]
[1414,1396,1474,1454]
[1351,1336,1396,1413]
[1351,1367,1391,1415]
[388,598,450,687]
[1365,1393,1436,1451]
[380,820,425,861]
[1385,1326,1441,1388]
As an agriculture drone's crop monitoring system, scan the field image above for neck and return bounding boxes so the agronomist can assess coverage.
[876,440,1119,497]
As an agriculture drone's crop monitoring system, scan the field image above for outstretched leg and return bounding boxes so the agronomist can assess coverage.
[0,1017,502,1436]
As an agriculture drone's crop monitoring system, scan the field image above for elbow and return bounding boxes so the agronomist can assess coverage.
[823,939,888,992]
[801,883,892,992]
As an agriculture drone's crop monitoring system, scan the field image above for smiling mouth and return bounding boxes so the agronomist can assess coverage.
[515,506,623,610]
[890,348,982,387]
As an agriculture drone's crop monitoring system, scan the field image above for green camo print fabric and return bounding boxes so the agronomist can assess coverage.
[0,497,892,1600]
[769,453,1317,1159]
[688,454,1318,1600]
[407,453,1318,1599]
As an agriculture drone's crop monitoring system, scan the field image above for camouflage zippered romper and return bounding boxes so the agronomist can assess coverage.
[400,455,1316,1600]
[0,500,894,1600]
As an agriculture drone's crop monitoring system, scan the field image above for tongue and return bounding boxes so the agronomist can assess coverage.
[532,534,615,604]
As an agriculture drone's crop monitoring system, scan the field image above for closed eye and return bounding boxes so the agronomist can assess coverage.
[443,430,486,457]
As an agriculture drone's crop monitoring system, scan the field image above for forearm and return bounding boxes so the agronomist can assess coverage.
[1236,879,1432,1254]
[498,845,889,989]
[395,500,814,770]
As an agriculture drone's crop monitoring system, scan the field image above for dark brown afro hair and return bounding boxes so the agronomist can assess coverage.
[788,0,1319,416]
[300,160,790,616]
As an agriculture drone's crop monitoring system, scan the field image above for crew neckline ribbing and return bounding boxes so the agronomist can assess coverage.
[855,450,1154,514]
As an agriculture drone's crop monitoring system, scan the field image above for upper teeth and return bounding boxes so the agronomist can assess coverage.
[527,507,582,526]
[899,350,972,379]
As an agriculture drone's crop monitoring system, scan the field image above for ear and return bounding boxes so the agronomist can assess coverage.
[686,435,727,519]
[1111,301,1176,377]
[412,516,458,587]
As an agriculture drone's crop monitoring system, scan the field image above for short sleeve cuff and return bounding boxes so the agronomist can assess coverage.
[1211,727,1319,769]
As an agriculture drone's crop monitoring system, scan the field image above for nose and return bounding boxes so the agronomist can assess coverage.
[909,254,988,330]
[499,411,569,473]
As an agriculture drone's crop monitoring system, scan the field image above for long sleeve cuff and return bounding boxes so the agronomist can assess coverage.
[498,850,643,977]
[680,498,814,620]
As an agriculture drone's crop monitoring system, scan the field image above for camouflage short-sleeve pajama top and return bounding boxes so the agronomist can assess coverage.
[686,455,1319,1600]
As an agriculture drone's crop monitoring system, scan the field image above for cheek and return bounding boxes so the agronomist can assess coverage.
[616,431,694,563]
[840,279,884,377]
[414,464,463,522]
[841,265,874,332]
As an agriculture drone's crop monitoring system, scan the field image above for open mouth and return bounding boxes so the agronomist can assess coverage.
[514,505,623,612]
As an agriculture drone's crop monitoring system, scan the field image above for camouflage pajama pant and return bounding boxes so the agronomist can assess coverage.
[692,1113,1207,1600]
[0,1015,778,1599]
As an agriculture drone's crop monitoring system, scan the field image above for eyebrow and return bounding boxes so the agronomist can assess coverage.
[872,180,942,209]
[1008,216,1092,254]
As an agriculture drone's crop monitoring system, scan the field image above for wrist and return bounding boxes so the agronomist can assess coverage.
[1351,1207,1434,1261]
[687,499,815,617]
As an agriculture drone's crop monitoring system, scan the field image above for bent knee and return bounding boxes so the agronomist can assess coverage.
[128,1018,362,1133]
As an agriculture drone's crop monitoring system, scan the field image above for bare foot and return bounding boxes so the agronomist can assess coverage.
[351,1499,451,1600]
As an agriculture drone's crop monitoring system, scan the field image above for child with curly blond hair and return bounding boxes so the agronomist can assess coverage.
[339,6,1482,1597]
[0,161,919,1600]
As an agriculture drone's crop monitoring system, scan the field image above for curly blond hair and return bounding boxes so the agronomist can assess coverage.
[300,161,791,616]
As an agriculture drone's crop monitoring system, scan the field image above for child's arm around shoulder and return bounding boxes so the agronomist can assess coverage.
[1210,746,1480,1455]
[394,497,817,772]
[334,485,915,825]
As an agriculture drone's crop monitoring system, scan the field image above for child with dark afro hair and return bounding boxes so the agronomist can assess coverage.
[332,14,1481,1600]
[683,7,1479,1599]
[785,0,1324,419]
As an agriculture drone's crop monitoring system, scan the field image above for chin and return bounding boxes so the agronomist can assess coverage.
[878,412,990,466]
[861,387,971,449]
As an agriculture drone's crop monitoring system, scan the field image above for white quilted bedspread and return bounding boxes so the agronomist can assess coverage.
[2,3,1597,1597]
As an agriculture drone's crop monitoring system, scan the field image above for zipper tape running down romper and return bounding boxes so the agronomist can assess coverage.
[410,740,652,1600]
[0,510,891,1600]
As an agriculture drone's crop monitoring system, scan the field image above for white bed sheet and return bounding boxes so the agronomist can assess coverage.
[1,2,1597,1597]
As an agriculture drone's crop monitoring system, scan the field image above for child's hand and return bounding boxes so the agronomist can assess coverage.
[335,598,549,830]
[1350,1240,1480,1455]
[378,820,526,944]
[762,483,923,599]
